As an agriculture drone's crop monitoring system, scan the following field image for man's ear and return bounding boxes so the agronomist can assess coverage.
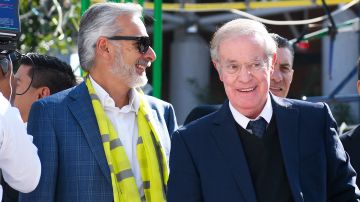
[212,60,223,82]
[96,37,110,56]
[37,87,50,99]
[270,53,277,74]
[357,80,360,95]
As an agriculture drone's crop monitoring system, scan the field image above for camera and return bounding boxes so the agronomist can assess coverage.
[0,0,20,52]
[0,0,21,75]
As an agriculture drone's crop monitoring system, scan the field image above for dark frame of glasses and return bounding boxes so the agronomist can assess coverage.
[14,53,35,95]
[15,64,35,96]
[107,36,151,54]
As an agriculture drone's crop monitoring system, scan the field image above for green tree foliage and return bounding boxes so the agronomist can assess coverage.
[19,0,81,54]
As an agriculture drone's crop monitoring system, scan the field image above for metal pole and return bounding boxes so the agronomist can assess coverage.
[152,0,162,98]
[80,0,90,77]
[81,0,90,15]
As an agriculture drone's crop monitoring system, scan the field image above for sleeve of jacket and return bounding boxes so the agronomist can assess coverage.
[167,130,203,202]
[165,103,178,137]
[324,103,360,201]
[18,100,58,201]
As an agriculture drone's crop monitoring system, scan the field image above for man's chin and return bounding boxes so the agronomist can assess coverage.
[129,76,148,88]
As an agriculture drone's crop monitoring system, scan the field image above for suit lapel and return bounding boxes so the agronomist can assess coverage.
[67,82,111,184]
[271,95,303,201]
[211,102,257,202]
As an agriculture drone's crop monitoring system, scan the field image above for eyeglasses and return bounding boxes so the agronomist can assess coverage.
[221,59,269,75]
[107,36,151,54]
[15,68,34,96]
[15,54,35,95]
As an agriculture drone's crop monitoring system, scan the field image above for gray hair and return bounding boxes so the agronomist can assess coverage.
[270,33,294,56]
[210,19,276,63]
[78,3,143,71]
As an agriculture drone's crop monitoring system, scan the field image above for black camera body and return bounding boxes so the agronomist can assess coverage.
[0,0,20,52]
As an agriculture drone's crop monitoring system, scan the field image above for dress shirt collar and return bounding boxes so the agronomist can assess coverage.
[229,93,273,129]
[89,75,140,114]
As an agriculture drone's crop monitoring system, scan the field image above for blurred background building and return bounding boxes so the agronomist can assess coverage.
[17,0,360,125]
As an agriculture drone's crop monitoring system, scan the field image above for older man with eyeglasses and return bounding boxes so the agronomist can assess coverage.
[167,19,360,202]
[0,51,41,201]
[19,3,178,202]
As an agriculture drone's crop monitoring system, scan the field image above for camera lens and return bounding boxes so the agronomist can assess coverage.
[0,56,9,75]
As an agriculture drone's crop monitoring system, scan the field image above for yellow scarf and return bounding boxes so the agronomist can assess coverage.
[85,77,168,202]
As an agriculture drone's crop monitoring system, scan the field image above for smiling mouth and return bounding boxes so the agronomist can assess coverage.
[137,60,151,67]
[238,87,256,92]
[135,60,151,74]
[270,86,283,91]
[135,64,146,74]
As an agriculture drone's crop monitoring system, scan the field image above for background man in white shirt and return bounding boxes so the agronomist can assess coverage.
[0,51,41,201]
[2,53,77,202]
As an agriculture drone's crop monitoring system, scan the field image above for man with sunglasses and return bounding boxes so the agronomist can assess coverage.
[19,3,177,202]
[0,51,41,201]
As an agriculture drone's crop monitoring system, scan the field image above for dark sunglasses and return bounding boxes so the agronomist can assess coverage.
[107,36,151,54]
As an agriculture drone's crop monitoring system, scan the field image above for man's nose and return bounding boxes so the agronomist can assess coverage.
[236,66,252,83]
[144,46,156,62]
[271,69,283,82]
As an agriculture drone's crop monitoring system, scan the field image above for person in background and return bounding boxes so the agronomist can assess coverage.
[1,53,77,202]
[167,19,360,202]
[13,53,77,123]
[0,51,41,201]
[19,2,177,202]
[269,33,294,98]
[340,57,360,187]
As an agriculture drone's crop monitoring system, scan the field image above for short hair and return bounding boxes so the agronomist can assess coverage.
[78,3,143,71]
[210,19,276,63]
[270,33,294,56]
[20,53,77,94]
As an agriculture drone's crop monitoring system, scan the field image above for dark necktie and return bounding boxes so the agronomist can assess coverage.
[247,117,267,138]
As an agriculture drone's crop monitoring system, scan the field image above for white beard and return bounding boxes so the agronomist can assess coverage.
[110,49,148,88]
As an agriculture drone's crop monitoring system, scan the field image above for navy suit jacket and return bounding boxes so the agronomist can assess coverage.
[19,82,178,202]
[341,125,360,187]
[167,95,360,202]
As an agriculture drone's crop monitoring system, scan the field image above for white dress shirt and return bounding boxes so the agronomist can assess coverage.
[0,93,41,201]
[229,94,273,130]
[90,76,145,198]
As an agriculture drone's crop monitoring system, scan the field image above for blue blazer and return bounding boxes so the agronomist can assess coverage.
[19,82,178,202]
[167,95,360,202]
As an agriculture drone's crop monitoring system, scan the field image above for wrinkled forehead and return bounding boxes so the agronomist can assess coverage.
[218,34,268,62]
[277,47,294,59]
[115,14,148,36]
